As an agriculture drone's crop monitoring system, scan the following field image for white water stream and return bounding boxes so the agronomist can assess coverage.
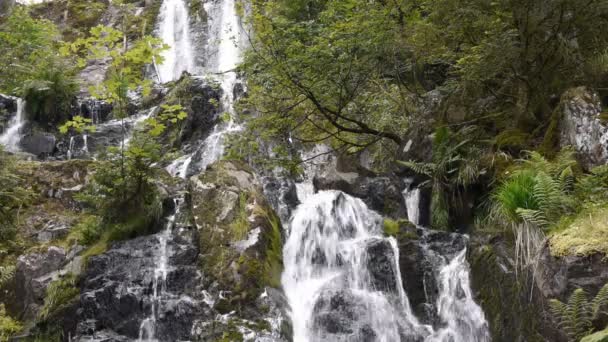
[138,200,180,342]
[0,98,25,152]
[156,0,196,83]
[165,0,245,179]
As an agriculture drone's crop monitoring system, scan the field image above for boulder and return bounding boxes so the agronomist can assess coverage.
[15,246,67,319]
[21,132,56,156]
[313,170,407,219]
[188,160,283,304]
[560,87,608,169]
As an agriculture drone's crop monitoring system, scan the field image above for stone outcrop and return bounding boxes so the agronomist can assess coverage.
[560,87,608,169]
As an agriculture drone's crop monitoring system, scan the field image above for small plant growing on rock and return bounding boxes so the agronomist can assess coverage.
[550,283,608,341]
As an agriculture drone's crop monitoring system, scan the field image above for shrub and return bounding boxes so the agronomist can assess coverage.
[491,150,576,272]
[21,60,78,128]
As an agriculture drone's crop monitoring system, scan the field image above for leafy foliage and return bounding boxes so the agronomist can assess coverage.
[491,150,577,271]
[550,284,608,341]
[77,132,163,227]
[59,116,96,135]
[62,25,167,120]
[398,126,486,229]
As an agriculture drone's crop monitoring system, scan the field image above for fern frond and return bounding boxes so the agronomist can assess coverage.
[397,160,435,177]
[0,265,15,287]
[533,171,564,222]
[591,283,608,318]
[516,208,548,227]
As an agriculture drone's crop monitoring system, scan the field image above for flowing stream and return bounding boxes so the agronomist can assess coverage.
[138,200,180,342]
[165,0,244,179]
[156,0,196,83]
[0,98,25,152]
[283,190,490,342]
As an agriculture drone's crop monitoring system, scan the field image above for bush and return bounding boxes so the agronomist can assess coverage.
[21,60,78,128]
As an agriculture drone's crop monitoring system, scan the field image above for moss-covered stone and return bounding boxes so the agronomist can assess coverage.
[469,239,547,342]
[188,160,283,307]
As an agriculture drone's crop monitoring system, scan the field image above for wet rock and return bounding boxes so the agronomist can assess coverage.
[469,236,567,342]
[560,87,608,169]
[188,161,283,301]
[262,175,299,224]
[365,238,399,294]
[314,172,407,218]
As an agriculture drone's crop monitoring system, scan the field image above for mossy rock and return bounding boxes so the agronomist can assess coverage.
[582,328,608,342]
[469,239,547,342]
[188,160,283,306]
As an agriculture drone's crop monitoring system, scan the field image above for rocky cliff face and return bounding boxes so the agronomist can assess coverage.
[560,87,608,169]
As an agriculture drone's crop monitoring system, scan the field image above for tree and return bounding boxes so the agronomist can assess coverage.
[0,7,60,93]
[239,0,417,170]
[398,126,487,230]
[62,24,168,175]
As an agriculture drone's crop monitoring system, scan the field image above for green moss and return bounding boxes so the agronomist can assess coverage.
[383,218,400,236]
[600,111,608,125]
[549,205,608,257]
[539,108,561,157]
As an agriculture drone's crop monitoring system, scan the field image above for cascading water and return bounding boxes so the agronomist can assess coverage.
[0,98,25,152]
[283,191,429,341]
[156,0,196,83]
[403,179,421,226]
[138,200,180,342]
[283,190,490,342]
[428,249,490,342]
[165,0,244,179]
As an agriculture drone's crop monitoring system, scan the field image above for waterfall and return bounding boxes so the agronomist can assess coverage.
[283,191,429,341]
[67,136,75,160]
[165,0,244,178]
[283,190,490,342]
[156,0,196,83]
[428,249,491,342]
[402,179,421,226]
[138,199,180,342]
[0,98,25,152]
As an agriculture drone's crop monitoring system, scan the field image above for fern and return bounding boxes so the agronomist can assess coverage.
[397,160,435,177]
[591,283,608,317]
[0,265,15,288]
[550,284,608,341]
